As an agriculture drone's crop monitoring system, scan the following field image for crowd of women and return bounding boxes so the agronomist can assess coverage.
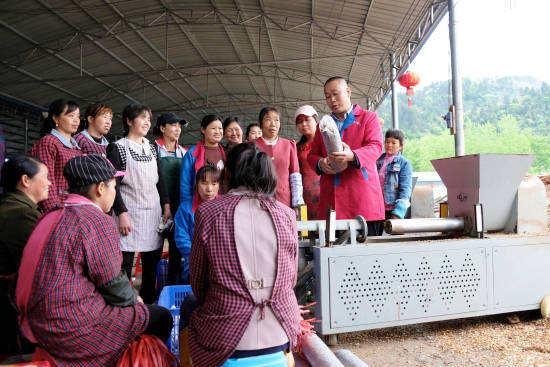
[0,76,413,367]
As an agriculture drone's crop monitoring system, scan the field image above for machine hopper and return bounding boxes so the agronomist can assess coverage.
[431,153,534,232]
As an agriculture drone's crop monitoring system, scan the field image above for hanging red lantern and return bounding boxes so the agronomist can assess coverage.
[398,71,420,107]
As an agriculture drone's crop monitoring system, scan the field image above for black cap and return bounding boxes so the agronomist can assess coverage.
[64,154,127,189]
[156,113,187,128]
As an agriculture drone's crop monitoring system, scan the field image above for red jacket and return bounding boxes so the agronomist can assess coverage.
[252,137,300,208]
[308,104,385,221]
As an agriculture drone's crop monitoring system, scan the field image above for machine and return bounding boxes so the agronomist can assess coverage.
[297,154,549,344]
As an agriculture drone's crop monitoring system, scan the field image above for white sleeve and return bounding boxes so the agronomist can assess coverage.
[290,172,305,207]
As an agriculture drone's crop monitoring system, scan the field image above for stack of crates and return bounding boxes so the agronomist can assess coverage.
[157,285,193,358]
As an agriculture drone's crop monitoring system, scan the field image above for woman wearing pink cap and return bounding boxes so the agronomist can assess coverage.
[294,105,321,220]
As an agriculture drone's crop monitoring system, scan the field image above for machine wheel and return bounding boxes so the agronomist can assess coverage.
[355,215,368,243]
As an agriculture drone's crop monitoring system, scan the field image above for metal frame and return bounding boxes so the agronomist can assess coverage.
[1,0,449,141]
[314,235,550,335]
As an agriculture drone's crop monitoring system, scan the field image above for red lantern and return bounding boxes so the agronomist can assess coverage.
[398,71,420,107]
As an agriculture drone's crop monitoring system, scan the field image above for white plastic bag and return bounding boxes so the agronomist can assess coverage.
[319,115,348,173]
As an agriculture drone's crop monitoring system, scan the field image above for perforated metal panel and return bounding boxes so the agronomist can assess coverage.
[328,250,487,328]
[314,235,550,335]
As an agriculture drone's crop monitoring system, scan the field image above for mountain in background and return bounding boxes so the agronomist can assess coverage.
[377,76,550,138]
[376,76,550,173]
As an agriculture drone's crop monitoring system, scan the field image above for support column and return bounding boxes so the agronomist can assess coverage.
[390,53,399,129]
[448,0,465,156]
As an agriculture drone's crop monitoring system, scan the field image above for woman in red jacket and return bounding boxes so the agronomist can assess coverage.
[252,107,304,211]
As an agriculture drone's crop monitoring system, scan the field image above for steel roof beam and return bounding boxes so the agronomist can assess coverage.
[2,63,379,95]
[103,0,221,119]
[257,0,286,104]
[144,52,386,73]
[158,93,369,112]
[1,60,83,100]
[0,19,138,105]
[347,2,372,82]
[369,1,448,109]
[235,0,272,98]
[64,0,205,123]
[218,20,270,105]
[81,7,391,46]
[164,3,246,110]
[37,0,187,112]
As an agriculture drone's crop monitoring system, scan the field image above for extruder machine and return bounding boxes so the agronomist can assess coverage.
[296,154,549,344]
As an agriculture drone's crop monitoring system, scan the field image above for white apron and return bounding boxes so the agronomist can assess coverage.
[116,138,163,252]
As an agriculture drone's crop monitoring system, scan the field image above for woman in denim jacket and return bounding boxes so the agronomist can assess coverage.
[376,129,413,220]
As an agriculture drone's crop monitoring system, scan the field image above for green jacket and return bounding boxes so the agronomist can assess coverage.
[0,191,41,275]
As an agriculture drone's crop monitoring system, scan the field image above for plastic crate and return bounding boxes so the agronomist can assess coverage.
[156,259,169,294]
[156,258,187,296]
[157,284,193,358]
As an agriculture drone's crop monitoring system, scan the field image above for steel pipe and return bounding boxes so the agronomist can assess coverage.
[385,217,465,234]
[448,0,466,156]
[390,52,399,129]
[297,218,368,232]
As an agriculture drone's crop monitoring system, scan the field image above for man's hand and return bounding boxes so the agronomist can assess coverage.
[118,212,132,236]
[328,142,355,163]
[319,157,337,174]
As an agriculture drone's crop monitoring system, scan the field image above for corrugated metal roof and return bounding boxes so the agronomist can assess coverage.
[1,0,447,147]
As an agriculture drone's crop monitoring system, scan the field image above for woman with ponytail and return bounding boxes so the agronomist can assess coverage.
[31,99,82,212]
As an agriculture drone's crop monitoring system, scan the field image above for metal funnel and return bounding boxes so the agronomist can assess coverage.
[431,154,534,231]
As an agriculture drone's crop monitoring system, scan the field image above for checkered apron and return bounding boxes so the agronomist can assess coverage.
[117,138,163,252]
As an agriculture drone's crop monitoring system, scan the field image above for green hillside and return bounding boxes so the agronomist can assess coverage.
[376,77,550,173]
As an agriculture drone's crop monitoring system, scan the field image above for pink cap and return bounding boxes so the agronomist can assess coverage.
[294,105,318,123]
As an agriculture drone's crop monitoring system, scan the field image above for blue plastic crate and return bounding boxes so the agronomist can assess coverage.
[156,259,169,294]
[157,284,193,358]
[156,258,187,295]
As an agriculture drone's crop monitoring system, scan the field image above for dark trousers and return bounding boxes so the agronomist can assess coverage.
[166,230,181,285]
[122,249,162,304]
[0,278,19,354]
[0,278,34,355]
[144,304,173,343]
[367,220,384,236]
[179,293,199,331]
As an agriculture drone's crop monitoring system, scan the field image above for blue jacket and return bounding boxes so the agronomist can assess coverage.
[376,152,413,219]
[173,205,193,283]
[179,140,226,214]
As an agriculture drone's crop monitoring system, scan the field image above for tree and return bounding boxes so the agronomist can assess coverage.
[377,77,550,173]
